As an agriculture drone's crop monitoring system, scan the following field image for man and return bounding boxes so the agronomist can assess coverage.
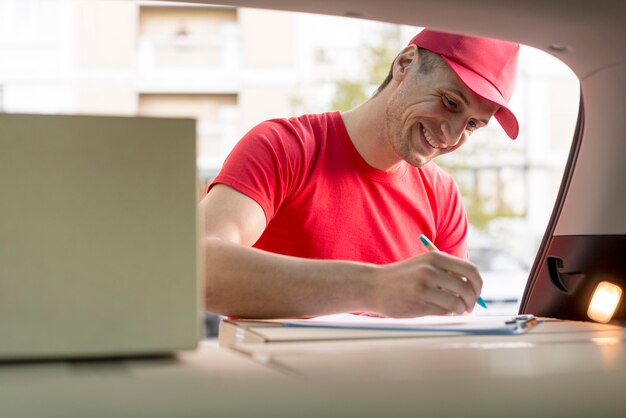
[199,29,520,319]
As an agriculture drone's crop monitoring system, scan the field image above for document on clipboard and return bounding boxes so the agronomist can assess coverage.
[282,314,540,335]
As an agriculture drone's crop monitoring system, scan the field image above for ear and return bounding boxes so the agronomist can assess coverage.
[392,44,418,81]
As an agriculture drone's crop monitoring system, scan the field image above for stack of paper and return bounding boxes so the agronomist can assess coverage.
[282,314,539,335]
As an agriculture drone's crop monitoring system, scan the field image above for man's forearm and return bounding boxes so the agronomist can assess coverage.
[202,237,377,318]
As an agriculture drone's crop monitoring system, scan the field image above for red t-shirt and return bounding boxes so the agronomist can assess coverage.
[210,111,468,263]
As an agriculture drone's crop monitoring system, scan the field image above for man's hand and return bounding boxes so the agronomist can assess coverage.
[366,251,482,317]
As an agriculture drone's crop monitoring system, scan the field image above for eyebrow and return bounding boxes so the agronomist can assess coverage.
[449,88,490,125]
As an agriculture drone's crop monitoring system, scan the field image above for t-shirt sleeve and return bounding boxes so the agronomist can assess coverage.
[434,171,469,260]
[208,119,307,225]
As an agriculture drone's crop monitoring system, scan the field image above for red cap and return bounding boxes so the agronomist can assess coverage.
[409,29,520,139]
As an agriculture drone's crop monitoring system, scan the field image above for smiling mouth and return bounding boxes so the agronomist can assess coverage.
[422,126,441,149]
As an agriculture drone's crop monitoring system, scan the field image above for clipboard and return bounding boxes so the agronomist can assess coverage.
[282,314,540,335]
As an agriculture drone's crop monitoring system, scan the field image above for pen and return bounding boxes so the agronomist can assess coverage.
[419,234,488,309]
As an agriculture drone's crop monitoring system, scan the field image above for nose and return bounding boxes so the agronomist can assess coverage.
[441,116,468,147]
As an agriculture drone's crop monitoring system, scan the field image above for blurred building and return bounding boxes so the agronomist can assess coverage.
[0,0,298,183]
[0,0,579,275]
[0,0,396,182]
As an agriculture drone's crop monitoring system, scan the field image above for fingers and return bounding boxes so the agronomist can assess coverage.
[421,281,472,314]
[369,252,484,317]
[423,252,483,302]
[421,301,454,316]
[424,268,477,313]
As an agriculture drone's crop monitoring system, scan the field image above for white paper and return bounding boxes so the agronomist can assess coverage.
[282,313,538,334]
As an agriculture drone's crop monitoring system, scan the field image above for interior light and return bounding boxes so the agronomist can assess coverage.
[587,281,623,323]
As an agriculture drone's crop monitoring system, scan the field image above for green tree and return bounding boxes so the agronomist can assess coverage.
[331,27,401,111]
[330,80,370,112]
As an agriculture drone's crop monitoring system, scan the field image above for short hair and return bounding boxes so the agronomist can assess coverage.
[373,47,446,96]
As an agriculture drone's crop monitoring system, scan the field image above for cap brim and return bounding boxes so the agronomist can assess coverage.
[441,56,519,139]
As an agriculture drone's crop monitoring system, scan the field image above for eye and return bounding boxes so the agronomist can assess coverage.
[444,95,458,109]
[467,119,478,130]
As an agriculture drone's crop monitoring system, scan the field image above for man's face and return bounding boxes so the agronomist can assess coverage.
[385,55,500,168]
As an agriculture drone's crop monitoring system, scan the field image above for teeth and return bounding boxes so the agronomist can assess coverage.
[422,128,439,149]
